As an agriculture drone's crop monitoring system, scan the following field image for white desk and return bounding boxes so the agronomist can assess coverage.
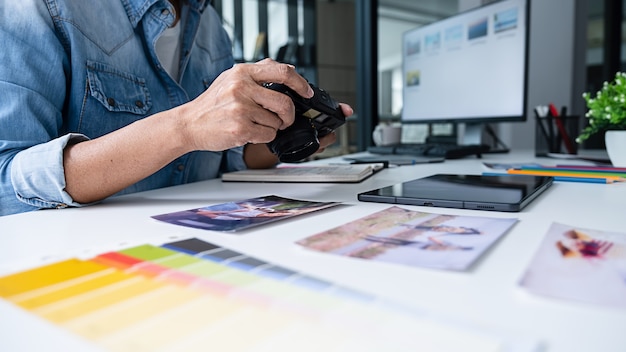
[1,150,625,351]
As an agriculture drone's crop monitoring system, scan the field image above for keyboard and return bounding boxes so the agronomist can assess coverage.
[367,143,491,159]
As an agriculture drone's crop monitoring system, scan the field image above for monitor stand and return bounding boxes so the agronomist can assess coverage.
[427,123,510,154]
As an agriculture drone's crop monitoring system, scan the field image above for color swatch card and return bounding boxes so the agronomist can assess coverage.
[152,195,339,232]
[297,206,518,271]
[520,222,626,309]
[0,238,535,351]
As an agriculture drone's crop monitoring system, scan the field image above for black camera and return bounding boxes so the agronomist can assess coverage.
[264,82,345,163]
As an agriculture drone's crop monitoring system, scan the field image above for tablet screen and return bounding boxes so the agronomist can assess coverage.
[358,174,553,212]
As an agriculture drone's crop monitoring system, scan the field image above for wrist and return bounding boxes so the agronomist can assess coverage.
[164,104,196,155]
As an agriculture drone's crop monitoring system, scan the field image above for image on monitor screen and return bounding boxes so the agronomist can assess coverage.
[401,0,529,127]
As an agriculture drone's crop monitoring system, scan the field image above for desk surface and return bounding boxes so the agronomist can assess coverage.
[1,150,624,351]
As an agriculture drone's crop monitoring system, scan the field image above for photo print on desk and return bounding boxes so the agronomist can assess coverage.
[297,206,518,271]
[520,222,626,309]
[152,195,340,232]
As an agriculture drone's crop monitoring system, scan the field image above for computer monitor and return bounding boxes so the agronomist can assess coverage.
[401,0,529,147]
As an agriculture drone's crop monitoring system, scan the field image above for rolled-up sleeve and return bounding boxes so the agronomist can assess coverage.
[0,1,74,215]
[11,134,90,210]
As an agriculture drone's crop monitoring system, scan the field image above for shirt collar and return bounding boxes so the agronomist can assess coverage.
[120,0,209,28]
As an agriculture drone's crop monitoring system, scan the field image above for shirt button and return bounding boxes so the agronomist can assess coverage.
[107,97,115,106]
[177,164,185,171]
[135,100,144,108]
[162,9,170,16]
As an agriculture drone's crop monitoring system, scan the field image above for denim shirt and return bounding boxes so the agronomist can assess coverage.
[0,0,246,216]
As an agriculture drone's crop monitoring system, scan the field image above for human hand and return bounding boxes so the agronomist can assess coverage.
[314,103,353,154]
[178,59,314,152]
[243,102,353,167]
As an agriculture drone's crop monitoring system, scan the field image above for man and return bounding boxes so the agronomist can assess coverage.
[0,0,353,216]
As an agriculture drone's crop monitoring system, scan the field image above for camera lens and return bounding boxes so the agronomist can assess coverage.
[268,118,320,163]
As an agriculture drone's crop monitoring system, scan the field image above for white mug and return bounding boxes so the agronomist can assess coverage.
[372,124,402,146]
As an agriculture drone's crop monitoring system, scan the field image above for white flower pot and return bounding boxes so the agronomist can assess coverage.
[605,130,626,167]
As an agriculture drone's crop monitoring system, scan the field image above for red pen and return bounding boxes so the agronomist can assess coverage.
[549,103,575,154]
[548,103,560,118]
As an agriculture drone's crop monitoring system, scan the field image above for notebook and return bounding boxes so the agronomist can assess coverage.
[357,174,553,212]
[222,164,384,183]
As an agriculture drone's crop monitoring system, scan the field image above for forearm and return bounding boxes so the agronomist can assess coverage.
[63,108,190,203]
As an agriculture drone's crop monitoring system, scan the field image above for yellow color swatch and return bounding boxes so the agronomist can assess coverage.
[0,259,109,297]
[64,284,203,339]
[11,269,133,310]
[35,276,166,323]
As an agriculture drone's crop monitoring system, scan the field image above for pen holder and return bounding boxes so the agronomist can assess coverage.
[535,115,579,156]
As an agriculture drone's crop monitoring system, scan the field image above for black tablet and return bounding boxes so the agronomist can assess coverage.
[357,174,553,212]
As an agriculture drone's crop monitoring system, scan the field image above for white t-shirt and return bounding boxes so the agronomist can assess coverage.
[156,19,182,81]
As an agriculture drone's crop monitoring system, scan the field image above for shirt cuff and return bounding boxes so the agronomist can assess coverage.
[11,133,90,209]
[223,146,247,173]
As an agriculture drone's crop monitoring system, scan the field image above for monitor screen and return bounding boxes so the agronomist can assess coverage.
[401,0,529,125]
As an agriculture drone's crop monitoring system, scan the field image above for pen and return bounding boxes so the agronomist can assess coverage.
[534,107,551,151]
[549,103,575,154]
[548,103,560,118]
[539,105,555,152]
[349,160,390,168]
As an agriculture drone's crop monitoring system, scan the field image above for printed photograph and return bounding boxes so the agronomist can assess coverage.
[152,195,340,232]
[297,206,518,271]
[520,222,626,309]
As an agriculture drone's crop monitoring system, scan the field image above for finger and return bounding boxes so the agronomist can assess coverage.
[249,86,296,129]
[339,103,354,117]
[247,103,288,131]
[245,61,313,99]
[245,124,281,144]
[213,70,296,130]
[231,114,282,145]
[318,131,337,149]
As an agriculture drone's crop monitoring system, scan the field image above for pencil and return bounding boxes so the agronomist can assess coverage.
[555,164,626,172]
[518,166,626,178]
[507,169,625,181]
[550,176,619,184]
[483,172,619,184]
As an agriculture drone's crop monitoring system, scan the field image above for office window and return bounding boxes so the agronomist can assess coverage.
[218,0,301,64]
[583,0,626,148]
[585,1,626,95]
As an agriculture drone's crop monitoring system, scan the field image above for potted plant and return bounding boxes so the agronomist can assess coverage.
[578,71,626,166]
